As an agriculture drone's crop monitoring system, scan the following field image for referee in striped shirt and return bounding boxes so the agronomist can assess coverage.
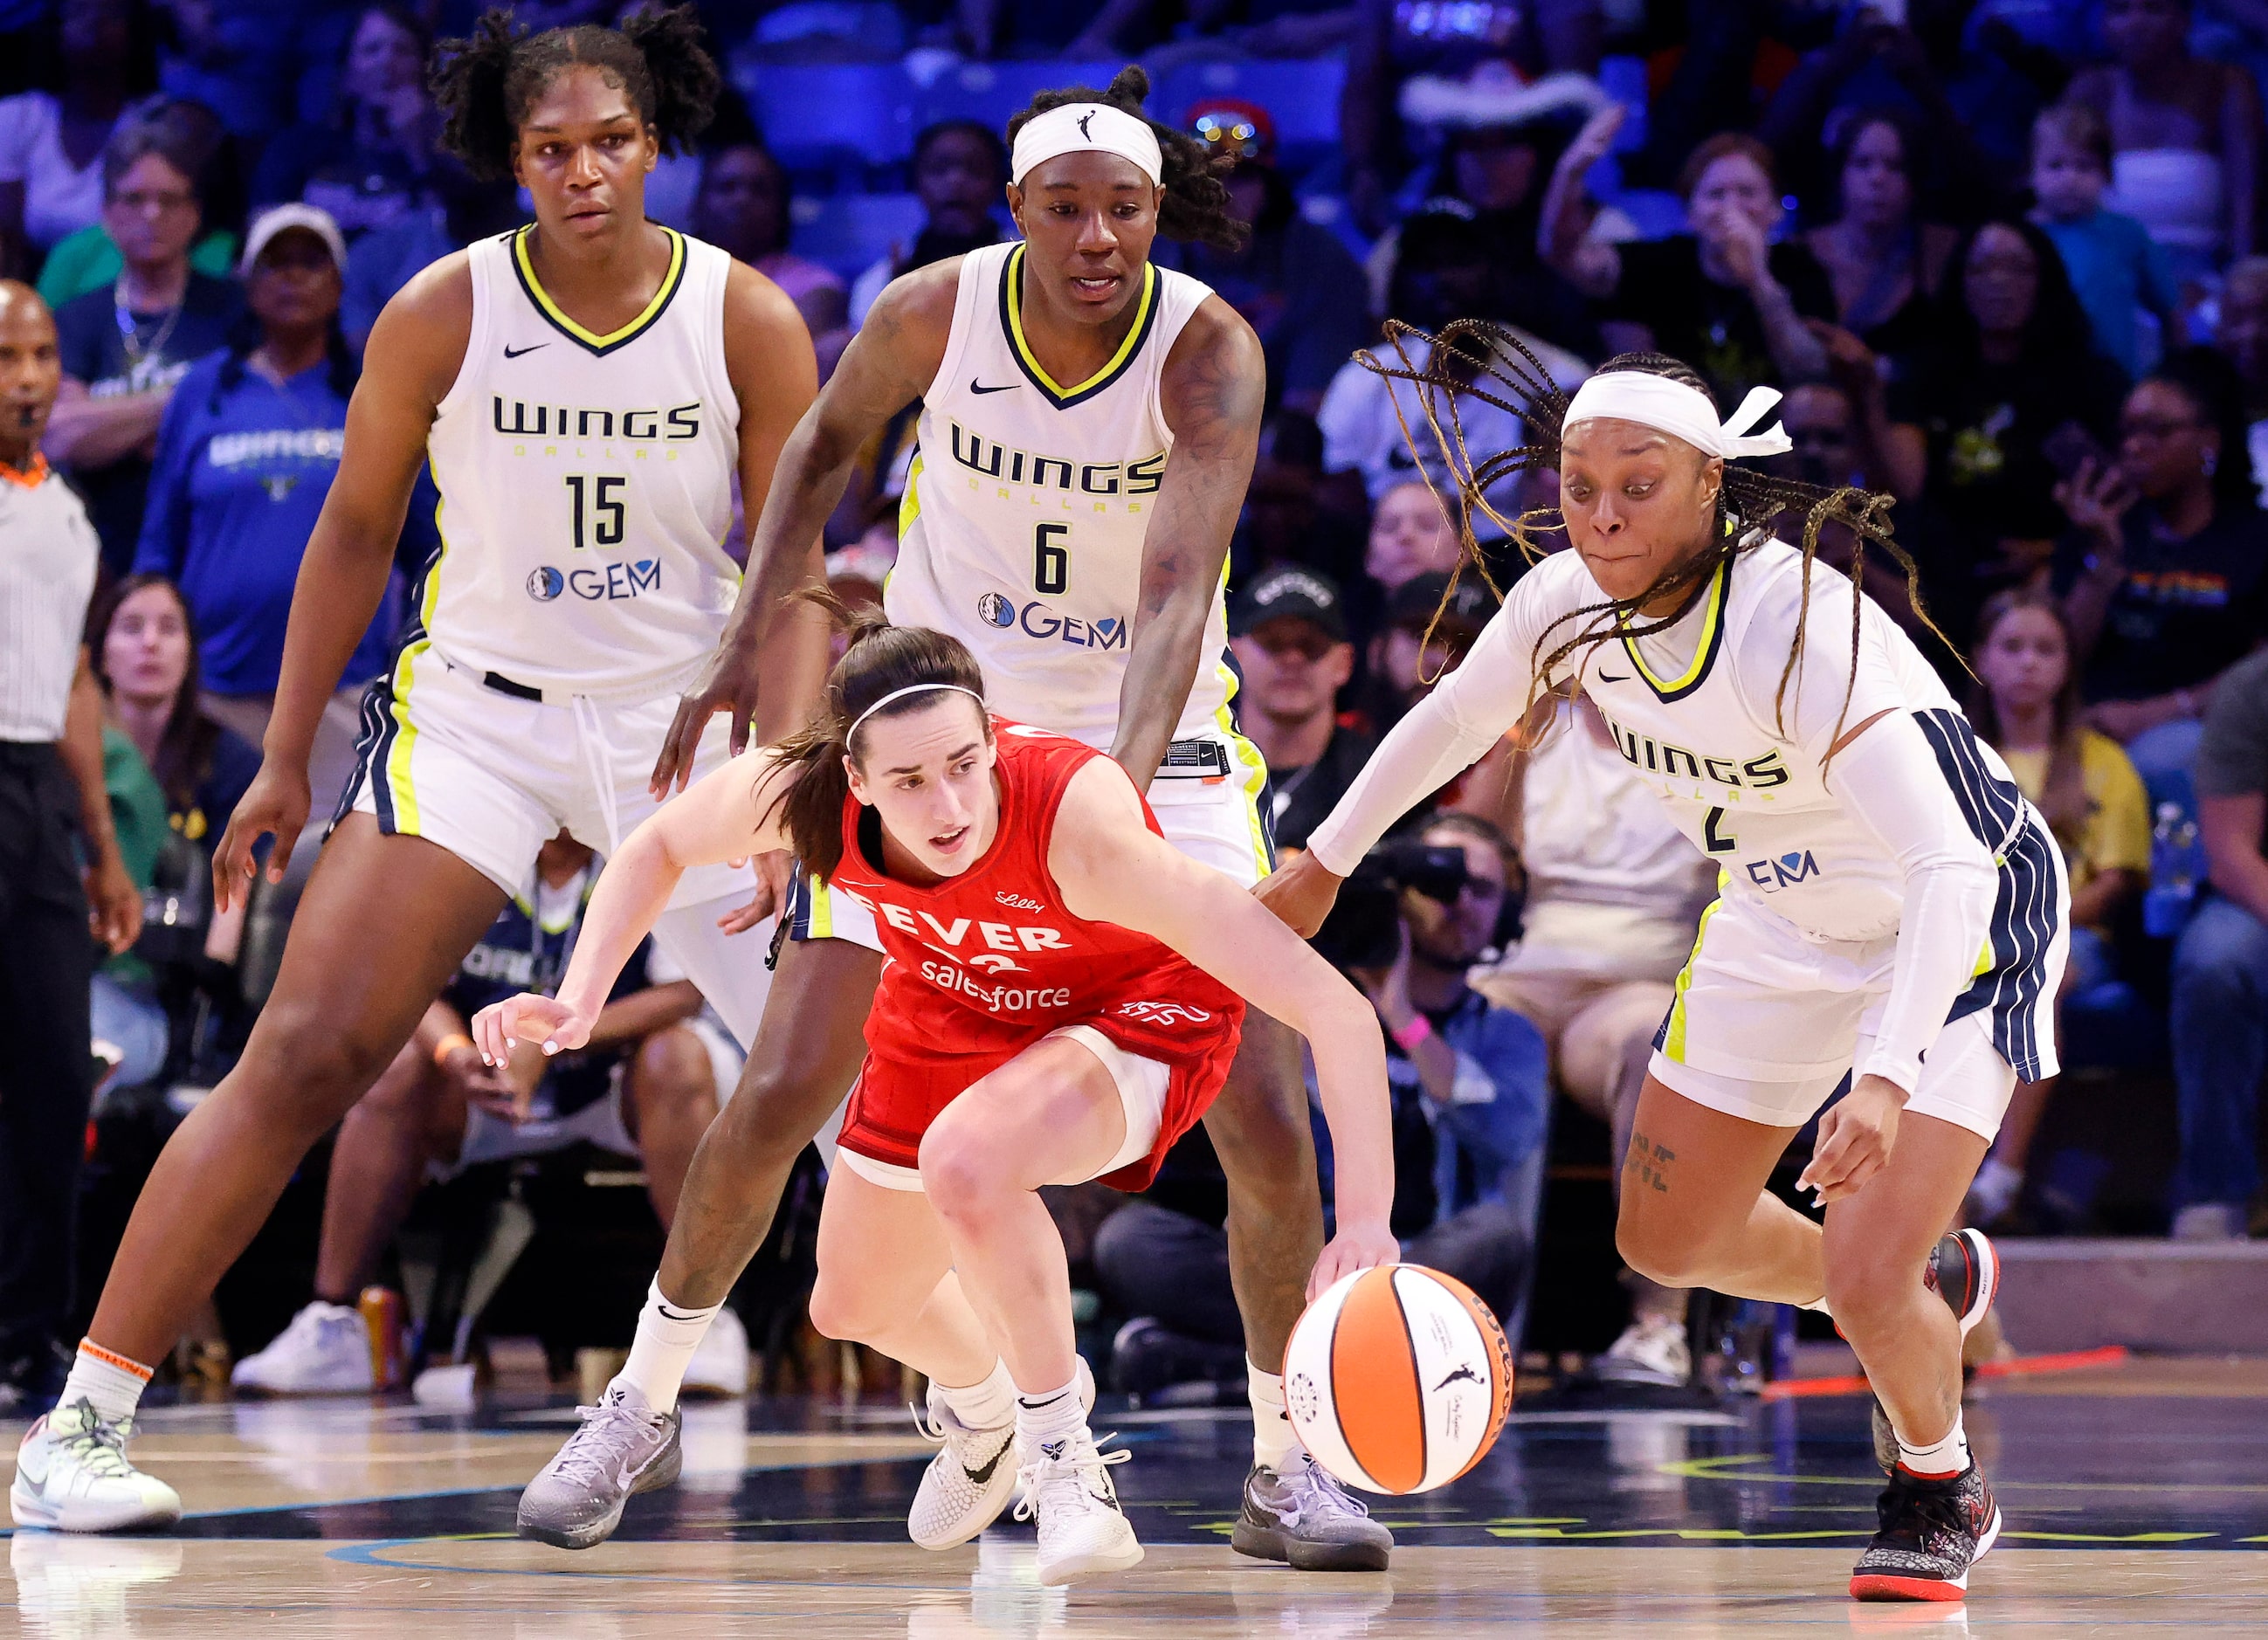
[0,280,142,1410]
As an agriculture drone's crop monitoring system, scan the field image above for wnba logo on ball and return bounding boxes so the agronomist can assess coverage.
[526,567,565,602]
[976,591,1015,628]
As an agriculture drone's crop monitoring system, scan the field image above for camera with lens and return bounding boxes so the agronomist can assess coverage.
[1310,837,1472,971]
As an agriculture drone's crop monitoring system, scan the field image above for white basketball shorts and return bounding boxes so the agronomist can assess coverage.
[337,639,773,1047]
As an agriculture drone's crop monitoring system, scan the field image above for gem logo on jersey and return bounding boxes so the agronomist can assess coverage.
[527,562,661,602]
[1744,851,1821,891]
[973,593,1127,650]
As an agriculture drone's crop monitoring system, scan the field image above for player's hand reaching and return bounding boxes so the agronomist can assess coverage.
[212,756,313,913]
[715,848,796,935]
[651,636,762,796]
[1308,1220,1401,1301]
[472,993,595,1064]
[1256,849,1344,938]
[1796,1073,1906,1205]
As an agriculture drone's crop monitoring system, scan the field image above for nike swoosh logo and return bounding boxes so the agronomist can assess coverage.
[1596,671,1629,683]
[962,1445,1006,1487]
[656,1304,706,1321]
[970,380,1017,395]
[504,343,548,359]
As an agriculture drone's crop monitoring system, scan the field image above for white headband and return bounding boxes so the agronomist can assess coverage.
[1010,102,1162,187]
[1561,373,1793,461]
[849,683,986,742]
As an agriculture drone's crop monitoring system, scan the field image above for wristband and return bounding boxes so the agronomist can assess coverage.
[431,1032,476,1068]
[1390,1014,1433,1051]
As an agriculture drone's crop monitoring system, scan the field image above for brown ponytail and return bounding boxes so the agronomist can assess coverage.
[766,594,991,879]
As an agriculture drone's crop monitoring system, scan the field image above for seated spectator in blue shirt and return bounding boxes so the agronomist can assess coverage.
[2167,646,2268,1240]
[134,205,417,788]
[2031,105,2185,382]
[229,833,752,1395]
[46,98,244,573]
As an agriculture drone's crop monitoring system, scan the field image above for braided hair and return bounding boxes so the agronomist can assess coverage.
[1005,65,1247,252]
[431,4,720,182]
[1361,320,1949,753]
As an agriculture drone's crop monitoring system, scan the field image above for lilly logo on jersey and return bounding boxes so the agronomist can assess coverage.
[1117,1000,1214,1027]
[1744,851,1821,891]
[975,592,1127,650]
[527,562,661,603]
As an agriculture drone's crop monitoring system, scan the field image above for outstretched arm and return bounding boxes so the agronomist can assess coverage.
[472,751,796,1061]
[1049,761,1397,1294]
[1112,299,1265,793]
[651,261,958,792]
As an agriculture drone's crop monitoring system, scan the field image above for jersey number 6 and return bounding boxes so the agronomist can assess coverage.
[565,474,626,551]
[1033,521,1069,596]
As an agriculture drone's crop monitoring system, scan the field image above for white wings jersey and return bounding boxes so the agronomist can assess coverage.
[1501,541,2024,946]
[420,226,741,699]
[885,241,1229,752]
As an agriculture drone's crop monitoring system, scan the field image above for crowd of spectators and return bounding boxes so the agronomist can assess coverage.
[8,0,2268,1410]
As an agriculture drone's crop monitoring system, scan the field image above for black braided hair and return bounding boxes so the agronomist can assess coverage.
[1356,321,1950,753]
[431,4,720,182]
[1004,65,1247,252]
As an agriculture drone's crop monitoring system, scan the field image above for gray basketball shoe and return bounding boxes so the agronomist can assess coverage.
[1231,1452,1394,1571]
[517,1382,682,1549]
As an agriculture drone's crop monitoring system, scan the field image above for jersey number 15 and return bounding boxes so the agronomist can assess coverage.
[565,474,626,550]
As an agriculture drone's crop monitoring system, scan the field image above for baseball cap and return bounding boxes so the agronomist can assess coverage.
[1389,571,1495,637]
[1231,565,1347,641]
[238,203,348,278]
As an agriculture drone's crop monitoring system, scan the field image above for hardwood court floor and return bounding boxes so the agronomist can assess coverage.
[6,1353,2267,1637]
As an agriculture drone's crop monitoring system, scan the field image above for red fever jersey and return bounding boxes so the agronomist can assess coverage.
[827,720,1246,1190]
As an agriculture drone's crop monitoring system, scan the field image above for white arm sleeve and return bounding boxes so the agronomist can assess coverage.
[1305,585,1548,875]
[1831,710,2000,1094]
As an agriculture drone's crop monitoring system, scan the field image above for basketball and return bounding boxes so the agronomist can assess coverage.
[1282,1264,1515,1496]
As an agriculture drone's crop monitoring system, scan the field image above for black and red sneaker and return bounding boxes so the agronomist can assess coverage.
[1927,1229,1999,1340]
[1850,1462,2002,1602]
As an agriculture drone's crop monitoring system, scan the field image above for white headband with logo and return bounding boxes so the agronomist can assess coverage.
[849,683,986,741]
[1010,102,1162,187]
[1561,372,1793,461]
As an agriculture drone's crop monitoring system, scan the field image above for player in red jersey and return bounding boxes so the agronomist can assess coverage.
[475,613,1395,1586]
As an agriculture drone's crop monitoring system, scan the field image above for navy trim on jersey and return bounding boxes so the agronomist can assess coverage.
[331,674,387,832]
[1618,553,1732,704]
[508,225,690,358]
[1915,707,2063,1081]
[996,245,1162,410]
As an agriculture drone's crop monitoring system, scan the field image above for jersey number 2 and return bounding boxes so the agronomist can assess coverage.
[565,474,625,550]
[1033,522,1069,596]
[1703,805,1738,855]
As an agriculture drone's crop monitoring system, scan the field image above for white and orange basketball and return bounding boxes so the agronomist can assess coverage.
[1282,1263,1513,1495]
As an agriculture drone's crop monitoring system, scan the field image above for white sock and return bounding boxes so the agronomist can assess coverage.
[1015,1372,1089,1454]
[62,1340,154,1424]
[937,1358,1016,1431]
[1894,1412,1971,1480]
[1247,1360,1300,1471]
[616,1279,720,1415]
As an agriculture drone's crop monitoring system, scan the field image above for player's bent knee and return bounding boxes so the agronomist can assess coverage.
[245,1005,410,1129]
[915,1127,1010,1217]
[1616,1200,1709,1289]
[805,1272,884,1346]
